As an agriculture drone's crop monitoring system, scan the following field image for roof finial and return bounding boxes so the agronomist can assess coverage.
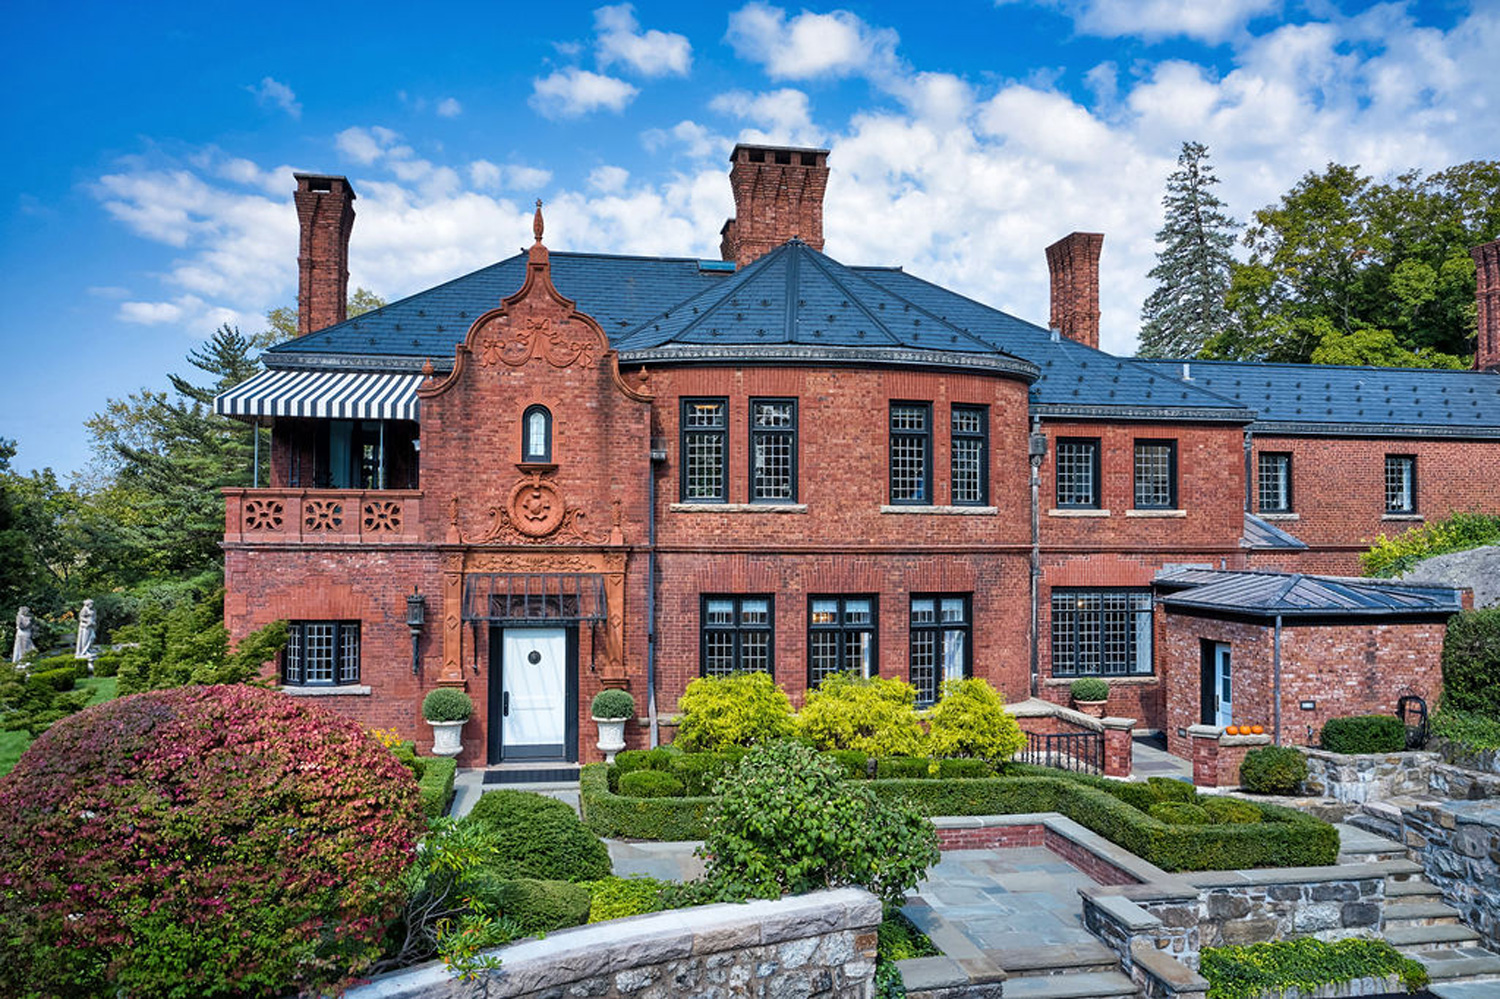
[533,199,544,243]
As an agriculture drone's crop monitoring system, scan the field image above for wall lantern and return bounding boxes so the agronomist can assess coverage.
[406,587,426,675]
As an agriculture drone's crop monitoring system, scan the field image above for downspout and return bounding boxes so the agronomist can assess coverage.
[1243,430,1253,513]
[1273,614,1283,746]
[646,441,660,748]
[1028,417,1046,699]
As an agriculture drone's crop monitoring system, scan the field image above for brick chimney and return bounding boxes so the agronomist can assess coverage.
[1475,239,1500,373]
[1045,232,1104,350]
[294,173,356,336]
[721,144,830,268]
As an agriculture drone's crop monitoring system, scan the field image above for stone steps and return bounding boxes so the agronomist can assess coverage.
[1335,820,1409,863]
[1406,944,1500,983]
[1384,899,1463,928]
[986,940,1120,978]
[1385,878,1443,900]
[1000,970,1139,999]
[1385,922,1483,950]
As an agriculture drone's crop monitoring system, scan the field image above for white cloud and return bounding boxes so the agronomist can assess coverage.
[530,67,639,118]
[595,4,692,77]
[247,76,302,118]
[336,125,400,164]
[1067,0,1279,44]
[726,2,900,80]
[588,165,631,194]
[469,160,554,193]
[642,120,731,161]
[436,97,462,117]
[710,88,823,146]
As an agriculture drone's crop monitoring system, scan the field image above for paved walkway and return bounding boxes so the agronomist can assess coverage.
[1131,733,1194,782]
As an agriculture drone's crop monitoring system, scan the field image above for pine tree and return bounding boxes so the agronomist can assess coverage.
[1138,142,1239,358]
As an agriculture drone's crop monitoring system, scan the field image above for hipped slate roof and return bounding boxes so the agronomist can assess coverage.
[1133,359,1500,437]
[1154,567,1463,619]
[1242,513,1309,551]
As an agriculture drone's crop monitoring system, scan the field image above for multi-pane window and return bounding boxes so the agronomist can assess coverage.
[283,621,360,686]
[1050,590,1152,677]
[1385,455,1417,514]
[701,596,773,677]
[951,405,988,505]
[681,399,728,502]
[1133,440,1177,509]
[523,405,551,462]
[1055,438,1101,508]
[909,595,970,705]
[1258,453,1293,513]
[750,399,797,503]
[808,596,877,687]
[889,403,932,504]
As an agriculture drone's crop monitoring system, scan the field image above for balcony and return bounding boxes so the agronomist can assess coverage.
[223,489,424,544]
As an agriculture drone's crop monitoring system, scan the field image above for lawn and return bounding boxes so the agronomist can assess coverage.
[0,675,117,777]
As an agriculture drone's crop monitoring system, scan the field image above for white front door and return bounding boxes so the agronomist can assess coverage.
[502,628,567,759]
[1213,642,1233,728]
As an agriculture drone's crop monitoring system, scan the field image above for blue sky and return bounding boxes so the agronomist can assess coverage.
[2,0,1495,475]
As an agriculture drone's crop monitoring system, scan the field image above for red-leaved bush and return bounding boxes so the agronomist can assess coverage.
[0,684,423,999]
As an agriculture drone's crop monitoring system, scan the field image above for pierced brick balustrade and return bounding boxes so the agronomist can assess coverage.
[223,489,423,544]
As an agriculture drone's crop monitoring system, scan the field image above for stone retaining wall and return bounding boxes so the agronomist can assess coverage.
[344,888,881,999]
[1299,749,1438,803]
[1397,799,1500,952]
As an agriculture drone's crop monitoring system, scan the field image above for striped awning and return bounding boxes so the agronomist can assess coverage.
[214,369,423,421]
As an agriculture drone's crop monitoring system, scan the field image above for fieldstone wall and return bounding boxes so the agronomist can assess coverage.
[1398,800,1500,951]
[345,888,881,999]
[1300,749,1438,803]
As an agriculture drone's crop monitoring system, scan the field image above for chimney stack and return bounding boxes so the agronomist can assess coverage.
[1045,232,1104,350]
[1475,239,1500,373]
[721,144,830,268]
[294,173,356,336]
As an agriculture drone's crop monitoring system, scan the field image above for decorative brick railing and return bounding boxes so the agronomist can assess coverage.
[223,489,424,543]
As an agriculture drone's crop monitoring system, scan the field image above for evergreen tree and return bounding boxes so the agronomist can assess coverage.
[1137,141,1239,359]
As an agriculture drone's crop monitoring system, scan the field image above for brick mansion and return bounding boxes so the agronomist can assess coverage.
[216,146,1500,767]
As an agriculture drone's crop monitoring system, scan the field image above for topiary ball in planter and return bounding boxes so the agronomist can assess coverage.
[1070,677,1110,703]
[422,687,474,721]
[591,689,635,719]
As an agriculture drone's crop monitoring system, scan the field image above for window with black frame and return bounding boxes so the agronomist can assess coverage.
[1385,455,1416,514]
[951,405,988,505]
[1133,440,1176,509]
[750,399,797,502]
[522,405,552,462]
[1258,452,1293,513]
[283,621,361,685]
[909,594,969,705]
[701,595,773,676]
[1050,590,1152,676]
[1055,438,1100,508]
[808,596,877,686]
[681,399,728,501]
[889,402,932,504]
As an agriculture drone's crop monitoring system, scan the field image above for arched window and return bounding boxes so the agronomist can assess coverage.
[523,405,552,462]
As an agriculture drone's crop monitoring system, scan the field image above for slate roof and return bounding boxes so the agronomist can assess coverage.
[1153,568,1463,618]
[1133,359,1500,436]
[1242,513,1309,551]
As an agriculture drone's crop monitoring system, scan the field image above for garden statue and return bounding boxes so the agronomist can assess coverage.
[75,599,96,660]
[12,606,35,663]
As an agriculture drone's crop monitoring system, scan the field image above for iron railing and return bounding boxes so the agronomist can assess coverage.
[1021,730,1103,775]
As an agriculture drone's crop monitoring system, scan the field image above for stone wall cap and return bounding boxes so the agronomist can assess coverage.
[1101,716,1139,730]
[1086,893,1161,931]
[1185,859,1413,887]
[1220,734,1272,746]
[1301,747,1442,763]
[1130,940,1210,991]
[1187,724,1222,737]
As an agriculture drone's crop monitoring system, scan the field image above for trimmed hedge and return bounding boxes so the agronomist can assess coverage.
[470,876,591,936]
[619,769,685,798]
[1239,746,1309,795]
[1440,607,1500,717]
[1320,715,1405,754]
[1202,796,1263,825]
[581,763,1338,870]
[464,789,612,882]
[1150,802,1212,825]
[585,875,670,923]
[418,756,457,817]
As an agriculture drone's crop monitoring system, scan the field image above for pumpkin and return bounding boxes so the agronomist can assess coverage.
[1225,725,1240,735]
[1251,724,1265,735]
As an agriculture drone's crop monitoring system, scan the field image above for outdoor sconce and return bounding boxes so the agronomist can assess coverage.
[406,587,426,675]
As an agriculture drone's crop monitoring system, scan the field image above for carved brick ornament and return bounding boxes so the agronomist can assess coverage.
[362,500,402,533]
[243,498,285,532]
[304,499,344,532]
[509,474,565,537]
[476,315,602,370]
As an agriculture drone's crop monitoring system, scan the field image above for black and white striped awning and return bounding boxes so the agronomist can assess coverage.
[214,369,423,421]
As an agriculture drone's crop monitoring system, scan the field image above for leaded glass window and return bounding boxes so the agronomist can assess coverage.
[282,621,360,686]
[1050,590,1152,676]
[1385,455,1416,514]
[701,596,774,677]
[1258,453,1292,513]
[951,405,988,505]
[909,594,969,705]
[1055,438,1100,508]
[681,399,728,502]
[890,403,931,504]
[1133,440,1176,509]
[751,399,797,502]
[808,596,877,687]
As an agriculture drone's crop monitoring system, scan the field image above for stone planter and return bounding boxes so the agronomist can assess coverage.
[594,716,627,763]
[1074,699,1107,718]
[428,719,466,757]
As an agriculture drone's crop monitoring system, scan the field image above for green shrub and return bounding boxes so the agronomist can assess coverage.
[669,752,735,796]
[418,756,457,818]
[112,583,287,696]
[799,674,927,757]
[1150,802,1212,825]
[1431,707,1500,751]
[28,667,76,693]
[463,790,612,882]
[1238,746,1309,795]
[1362,511,1500,577]
[876,756,939,780]
[1202,796,1264,824]
[580,764,715,840]
[1441,608,1500,717]
[619,769,685,798]
[926,677,1026,761]
[702,741,940,906]
[825,749,872,779]
[470,876,591,936]
[591,688,635,719]
[1201,937,1429,999]
[1070,677,1110,702]
[1320,714,1406,754]
[422,687,473,722]
[585,875,670,923]
[938,758,993,779]
[1146,776,1198,803]
[91,650,122,678]
[675,672,795,751]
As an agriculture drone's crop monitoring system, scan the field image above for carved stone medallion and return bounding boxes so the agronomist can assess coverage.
[508,474,565,537]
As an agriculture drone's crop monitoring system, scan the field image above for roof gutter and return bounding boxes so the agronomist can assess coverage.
[617,344,1040,382]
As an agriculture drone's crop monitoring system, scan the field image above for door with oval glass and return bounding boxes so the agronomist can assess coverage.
[489,626,577,763]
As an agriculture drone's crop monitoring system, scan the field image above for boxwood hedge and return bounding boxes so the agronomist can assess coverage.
[580,763,1338,870]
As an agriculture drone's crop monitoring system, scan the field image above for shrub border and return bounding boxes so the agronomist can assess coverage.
[418,757,457,818]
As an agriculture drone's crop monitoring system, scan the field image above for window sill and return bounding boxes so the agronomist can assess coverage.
[281,684,371,696]
[1259,512,1299,521]
[879,505,998,515]
[670,503,808,514]
[1382,513,1423,521]
[1126,509,1186,519]
[1044,676,1158,686]
[1048,508,1110,518]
